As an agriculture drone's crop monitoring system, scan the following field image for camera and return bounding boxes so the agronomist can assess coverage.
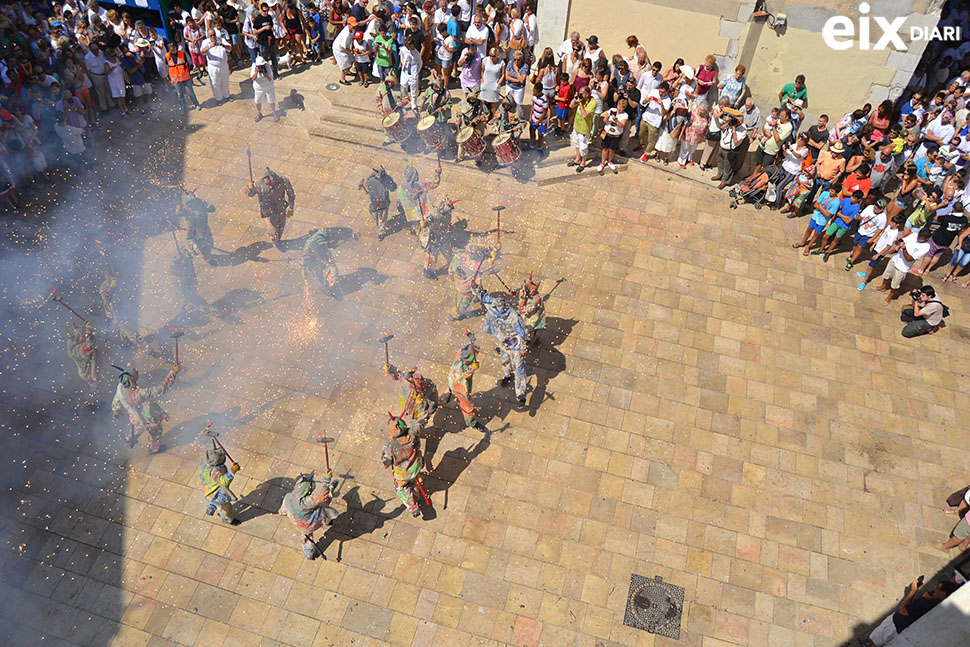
[910,289,924,301]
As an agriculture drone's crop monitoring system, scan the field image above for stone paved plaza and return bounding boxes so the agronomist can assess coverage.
[2,62,970,647]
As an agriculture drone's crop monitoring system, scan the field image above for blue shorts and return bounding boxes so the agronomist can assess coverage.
[530,122,547,135]
[555,106,569,121]
[809,212,828,233]
[853,232,871,247]
[868,253,885,267]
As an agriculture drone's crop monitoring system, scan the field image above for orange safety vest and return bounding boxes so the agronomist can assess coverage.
[166,50,191,83]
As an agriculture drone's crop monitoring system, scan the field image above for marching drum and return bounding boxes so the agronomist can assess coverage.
[456,127,486,159]
[383,113,411,143]
[417,116,446,150]
[493,132,521,165]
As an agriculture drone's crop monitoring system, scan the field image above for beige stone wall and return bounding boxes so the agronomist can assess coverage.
[739,23,895,117]
[565,0,731,71]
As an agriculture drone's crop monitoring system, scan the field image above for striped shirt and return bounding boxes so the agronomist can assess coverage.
[530,94,548,124]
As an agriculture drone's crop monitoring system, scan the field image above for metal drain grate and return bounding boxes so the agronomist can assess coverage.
[622,574,685,639]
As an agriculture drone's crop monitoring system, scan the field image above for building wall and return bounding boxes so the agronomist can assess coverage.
[552,0,943,117]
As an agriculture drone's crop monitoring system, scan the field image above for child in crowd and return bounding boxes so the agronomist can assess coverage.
[553,72,572,135]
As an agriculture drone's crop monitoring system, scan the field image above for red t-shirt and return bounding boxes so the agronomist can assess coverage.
[696,66,717,94]
[841,174,872,198]
[555,82,573,109]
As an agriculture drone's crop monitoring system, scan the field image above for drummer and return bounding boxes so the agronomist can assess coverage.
[377,72,406,146]
[491,94,520,135]
[420,71,451,123]
[453,90,489,162]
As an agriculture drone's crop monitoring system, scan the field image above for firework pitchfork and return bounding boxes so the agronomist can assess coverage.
[45,290,89,323]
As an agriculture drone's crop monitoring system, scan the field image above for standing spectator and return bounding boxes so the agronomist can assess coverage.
[479,47,504,114]
[805,114,829,160]
[655,98,688,165]
[552,72,573,135]
[400,33,422,115]
[844,199,888,271]
[352,30,372,87]
[184,15,206,82]
[751,107,793,178]
[718,64,747,109]
[598,98,628,173]
[505,50,529,118]
[121,46,152,114]
[636,80,670,161]
[862,579,958,646]
[457,47,482,94]
[282,4,308,65]
[626,35,650,80]
[83,40,108,113]
[814,190,865,261]
[251,55,280,122]
[694,55,717,101]
[104,48,126,114]
[633,60,663,141]
[941,224,970,282]
[568,84,596,172]
[916,198,968,275]
[434,23,456,86]
[253,2,281,78]
[856,215,906,291]
[528,82,549,150]
[698,97,728,171]
[678,101,709,168]
[713,112,746,188]
[201,28,232,103]
[531,47,557,100]
[166,41,202,112]
[54,110,92,168]
[374,23,395,80]
[875,229,933,303]
[771,132,810,207]
[464,10,489,58]
[793,183,843,254]
[779,74,808,109]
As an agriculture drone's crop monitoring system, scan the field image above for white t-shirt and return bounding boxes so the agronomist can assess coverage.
[874,226,900,254]
[602,108,628,136]
[465,23,489,57]
[893,233,930,272]
[556,38,578,60]
[641,91,669,129]
[857,206,887,238]
[781,144,808,174]
[201,38,229,66]
[637,71,662,104]
[458,0,475,22]
[437,35,456,63]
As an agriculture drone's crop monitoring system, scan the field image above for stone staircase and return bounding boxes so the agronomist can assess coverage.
[284,64,629,185]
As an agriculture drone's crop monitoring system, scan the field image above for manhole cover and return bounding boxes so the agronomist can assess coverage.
[623,574,685,639]
[325,83,340,91]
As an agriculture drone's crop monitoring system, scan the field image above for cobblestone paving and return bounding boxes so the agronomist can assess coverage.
[2,62,970,647]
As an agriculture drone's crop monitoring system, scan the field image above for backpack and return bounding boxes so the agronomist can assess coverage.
[929,300,950,318]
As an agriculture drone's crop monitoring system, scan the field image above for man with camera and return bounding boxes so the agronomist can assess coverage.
[715,112,746,189]
[900,285,946,338]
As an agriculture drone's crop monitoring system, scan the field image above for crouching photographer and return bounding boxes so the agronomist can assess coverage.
[901,285,947,338]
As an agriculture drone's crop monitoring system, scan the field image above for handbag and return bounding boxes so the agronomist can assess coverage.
[325,22,339,38]
[946,485,969,507]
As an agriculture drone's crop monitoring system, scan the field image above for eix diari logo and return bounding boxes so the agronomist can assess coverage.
[822,2,961,51]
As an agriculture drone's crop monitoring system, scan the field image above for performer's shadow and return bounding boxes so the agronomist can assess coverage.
[234,476,295,523]
[526,316,577,418]
[333,267,392,298]
[423,428,496,512]
[317,485,403,560]
[207,241,273,266]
